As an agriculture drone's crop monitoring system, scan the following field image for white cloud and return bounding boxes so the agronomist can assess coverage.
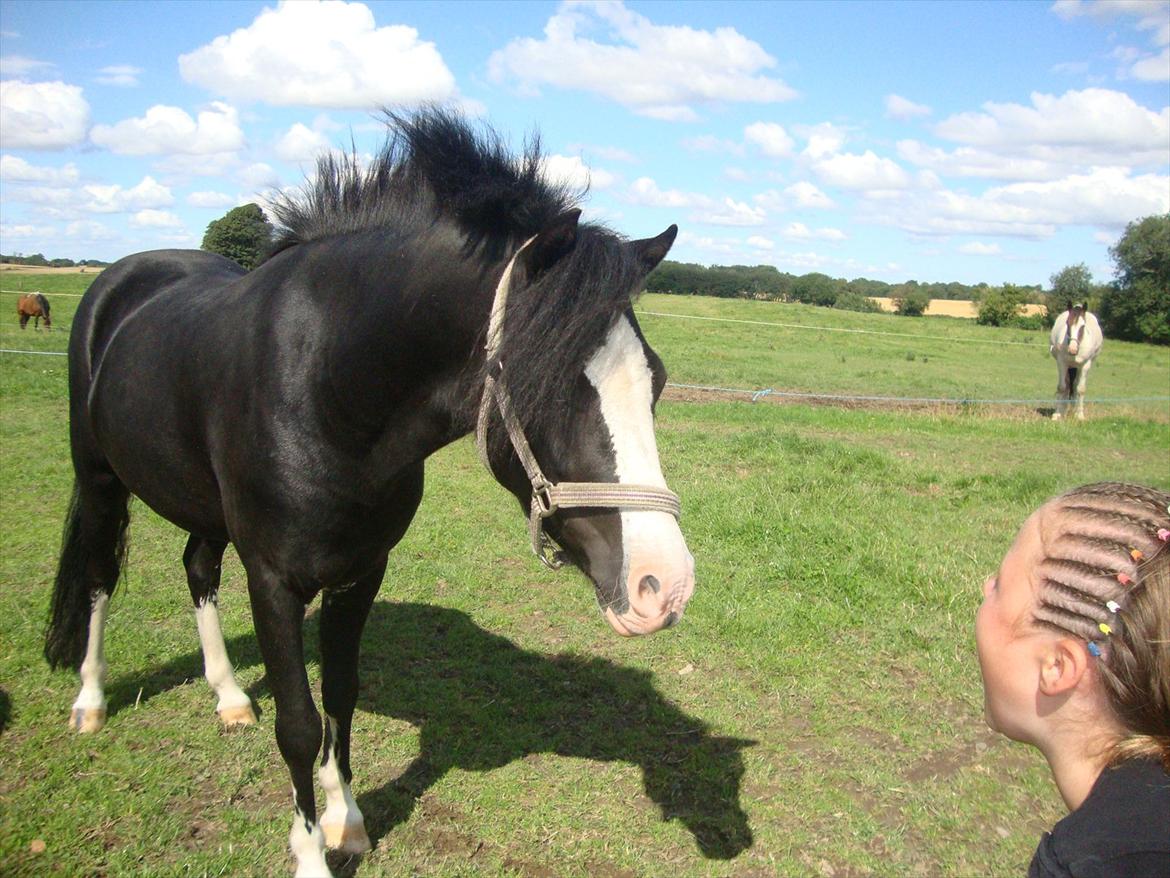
[0,155,80,184]
[570,143,637,163]
[986,166,1170,226]
[95,65,142,87]
[784,181,835,209]
[65,219,119,241]
[799,123,849,159]
[744,121,794,157]
[129,209,183,228]
[1130,46,1170,81]
[0,80,90,149]
[699,197,766,227]
[885,94,931,119]
[863,166,1169,238]
[896,140,1065,181]
[782,222,846,240]
[540,153,617,191]
[156,152,242,179]
[1052,0,1170,46]
[811,150,912,191]
[274,122,333,163]
[237,162,281,191]
[179,0,456,108]
[959,241,1001,255]
[90,102,245,156]
[0,222,55,238]
[81,176,173,213]
[746,235,774,250]
[488,0,796,120]
[682,135,744,155]
[187,190,237,208]
[933,88,1169,167]
[0,55,52,77]
[627,176,709,209]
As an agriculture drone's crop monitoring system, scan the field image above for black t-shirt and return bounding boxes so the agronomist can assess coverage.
[1029,758,1170,878]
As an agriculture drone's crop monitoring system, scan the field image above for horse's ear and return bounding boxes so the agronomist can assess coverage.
[524,209,581,278]
[634,224,678,273]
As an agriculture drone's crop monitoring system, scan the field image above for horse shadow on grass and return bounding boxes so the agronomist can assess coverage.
[103,601,755,865]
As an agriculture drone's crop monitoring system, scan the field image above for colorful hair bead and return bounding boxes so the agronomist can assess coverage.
[1106,600,1121,614]
[1098,622,1112,635]
[1117,572,1133,586]
[1158,528,1170,542]
[1087,642,1102,658]
[1130,548,1144,562]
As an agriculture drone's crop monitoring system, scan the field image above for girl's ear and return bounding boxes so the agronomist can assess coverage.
[1039,638,1091,697]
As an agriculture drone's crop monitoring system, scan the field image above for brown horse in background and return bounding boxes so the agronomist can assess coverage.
[17,293,51,331]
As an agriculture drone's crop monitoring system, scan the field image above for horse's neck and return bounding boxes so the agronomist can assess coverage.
[320,243,497,442]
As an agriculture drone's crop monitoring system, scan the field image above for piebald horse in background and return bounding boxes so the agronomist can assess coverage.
[45,109,692,877]
[17,292,51,330]
[1049,303,1103,420]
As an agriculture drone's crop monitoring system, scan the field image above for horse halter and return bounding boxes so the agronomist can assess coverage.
[475,235,682,569]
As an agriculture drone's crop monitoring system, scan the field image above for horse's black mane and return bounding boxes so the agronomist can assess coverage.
[267,108,581,262]
[268,108,660,454]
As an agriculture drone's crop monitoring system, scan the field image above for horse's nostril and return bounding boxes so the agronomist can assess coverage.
[639,575,661,597]
[662,611,678,629]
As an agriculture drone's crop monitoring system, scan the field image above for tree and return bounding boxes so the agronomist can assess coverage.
[1099,214,1170,345]
[201,203,274,270]
[1047,263,1093,317]
[791,272,839,306]
[977,283,1030,326]
[892,281,929,316]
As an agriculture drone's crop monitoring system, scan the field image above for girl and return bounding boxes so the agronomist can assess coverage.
[976,482,1169,877]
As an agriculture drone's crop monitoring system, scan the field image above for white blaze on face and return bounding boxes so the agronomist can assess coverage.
[584,316,694,632]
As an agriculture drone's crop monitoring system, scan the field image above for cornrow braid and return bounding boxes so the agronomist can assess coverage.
[1033,482,1170,771]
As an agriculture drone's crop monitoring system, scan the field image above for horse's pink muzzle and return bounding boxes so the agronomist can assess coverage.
[603,550,695,637]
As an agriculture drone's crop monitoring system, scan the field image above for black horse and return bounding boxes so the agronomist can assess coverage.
[45,109,691,877]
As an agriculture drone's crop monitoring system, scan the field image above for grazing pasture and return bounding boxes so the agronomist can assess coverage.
[1,274,1168,877]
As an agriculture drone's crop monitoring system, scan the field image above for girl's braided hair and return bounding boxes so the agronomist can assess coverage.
[1031,482,1170,771]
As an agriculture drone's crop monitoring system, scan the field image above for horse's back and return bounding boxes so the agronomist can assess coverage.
[73,250,245,377]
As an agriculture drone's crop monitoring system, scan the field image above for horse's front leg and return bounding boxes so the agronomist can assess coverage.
[247,568,329,878]
[318,562,386,855]
[1052,362,1070,420]
[1074,360,1091,420]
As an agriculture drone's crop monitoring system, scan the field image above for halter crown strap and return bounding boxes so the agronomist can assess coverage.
[475,235,681,568]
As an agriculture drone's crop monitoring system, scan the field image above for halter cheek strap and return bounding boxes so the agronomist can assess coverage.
[475,235,682,569]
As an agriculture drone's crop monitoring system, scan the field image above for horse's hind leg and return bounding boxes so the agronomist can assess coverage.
[45,475,131,733]
[184,535,256,727]
[318,562,387,855]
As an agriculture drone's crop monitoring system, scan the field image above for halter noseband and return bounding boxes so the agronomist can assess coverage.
[475,235,682,569]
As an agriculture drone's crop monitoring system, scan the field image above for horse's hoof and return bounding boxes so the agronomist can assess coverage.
[71,707,106,733]
[218,704,258,727]
[322,820,371,854]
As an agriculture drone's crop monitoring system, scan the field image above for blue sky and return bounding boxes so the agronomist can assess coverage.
[1,0,1167,285]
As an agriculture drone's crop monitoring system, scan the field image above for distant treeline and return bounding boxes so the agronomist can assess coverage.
[645,260,1042,306]
[1,253,111,268]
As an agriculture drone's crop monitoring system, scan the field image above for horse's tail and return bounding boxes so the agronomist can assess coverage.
[44,478,131,670]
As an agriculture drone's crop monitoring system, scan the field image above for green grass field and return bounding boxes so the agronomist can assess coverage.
[1,274,1168,877]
